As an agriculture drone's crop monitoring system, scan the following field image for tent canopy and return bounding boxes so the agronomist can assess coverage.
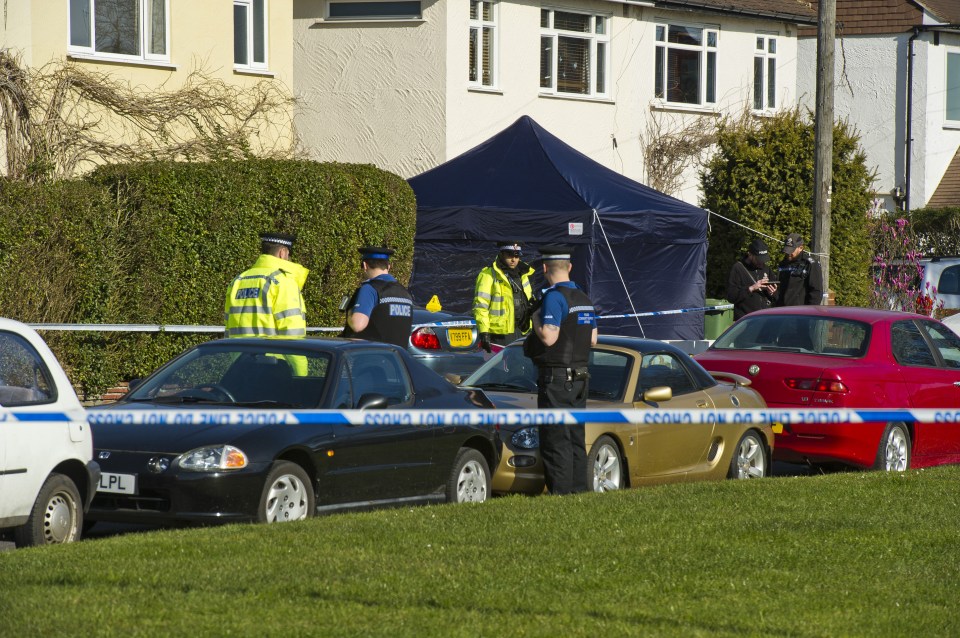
[408,116,709,340]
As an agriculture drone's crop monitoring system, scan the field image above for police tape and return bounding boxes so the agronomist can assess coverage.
[2,408,955,427]
[596,304,734,321]
[27,304,736,334]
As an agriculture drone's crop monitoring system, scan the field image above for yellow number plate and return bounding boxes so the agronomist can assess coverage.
[448,329,473,348]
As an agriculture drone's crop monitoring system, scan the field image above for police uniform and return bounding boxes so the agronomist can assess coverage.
[341,246,414,347]
[224,232,308,338]
[523,245,597,495]
[726,238,778,320]
[473,241,535,350]
[776,233,824,307]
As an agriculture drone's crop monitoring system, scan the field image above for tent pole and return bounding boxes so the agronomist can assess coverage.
[593,209,645,338]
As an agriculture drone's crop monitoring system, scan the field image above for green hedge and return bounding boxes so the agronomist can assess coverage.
[0,160,416,397]
[909,207,960,256]
[700,109,875,306]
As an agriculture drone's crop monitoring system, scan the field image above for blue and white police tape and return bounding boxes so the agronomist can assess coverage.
[596,304,734,321]
[6,407,947,427]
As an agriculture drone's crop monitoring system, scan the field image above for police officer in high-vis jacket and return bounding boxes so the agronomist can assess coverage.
[341,246,413,347]
[473,241,535,352]
[224,232,309,338]
[523,245,597,495]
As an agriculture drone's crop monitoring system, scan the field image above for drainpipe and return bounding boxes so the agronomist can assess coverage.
[906,27,919,215]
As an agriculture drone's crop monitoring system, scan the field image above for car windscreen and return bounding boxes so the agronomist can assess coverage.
[712,315,870,357]
[461,345,537,392]
[126,345,332,407]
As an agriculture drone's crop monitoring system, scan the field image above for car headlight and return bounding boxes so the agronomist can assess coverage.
[511,427,540,449]
[177,445,248,472]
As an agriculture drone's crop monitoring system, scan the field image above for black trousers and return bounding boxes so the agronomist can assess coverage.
[537,373,588,495]
[489,330,521,346]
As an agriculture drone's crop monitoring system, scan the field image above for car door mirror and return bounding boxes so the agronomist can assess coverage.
[356,393,389,410]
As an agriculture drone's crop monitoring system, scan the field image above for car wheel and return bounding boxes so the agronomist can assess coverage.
[447,449,490,504]
[728,430,768,479]
[258,461,315,523]
[873,423,910,472]
[13,473,83,547]
[589,435,623,492]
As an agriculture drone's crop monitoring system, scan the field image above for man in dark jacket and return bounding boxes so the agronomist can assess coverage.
[776,233,824,307]
[726,238,778,320]
[341,246,413,347]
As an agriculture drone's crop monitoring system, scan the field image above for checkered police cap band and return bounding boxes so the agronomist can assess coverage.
[498,243,522,253]
[260,233,295,247]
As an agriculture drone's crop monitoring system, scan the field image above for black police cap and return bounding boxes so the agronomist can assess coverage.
[260,232,296,247]
[358,246,394,260]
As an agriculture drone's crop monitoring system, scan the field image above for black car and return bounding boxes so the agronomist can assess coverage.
[88,338,499,526]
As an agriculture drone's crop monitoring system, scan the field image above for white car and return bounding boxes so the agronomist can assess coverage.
[0,318,99,547]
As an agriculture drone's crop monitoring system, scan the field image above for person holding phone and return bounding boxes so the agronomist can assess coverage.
[726,238,778,320]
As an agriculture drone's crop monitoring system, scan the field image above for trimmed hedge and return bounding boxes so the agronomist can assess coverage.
[909,207,960,256]
[700,109,875,307]
[0,160,416,397]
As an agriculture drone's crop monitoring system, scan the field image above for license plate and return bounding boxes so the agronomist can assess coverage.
[448,328,473,348]
[98,472,138,495]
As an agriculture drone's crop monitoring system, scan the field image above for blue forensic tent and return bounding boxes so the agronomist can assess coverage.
[407,116,708,340]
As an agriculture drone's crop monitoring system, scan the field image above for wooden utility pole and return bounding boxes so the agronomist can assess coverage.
[812,0,836,301]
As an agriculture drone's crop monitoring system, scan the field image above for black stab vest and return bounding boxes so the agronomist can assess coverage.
[524,285,594,368]
[341,279,413,347]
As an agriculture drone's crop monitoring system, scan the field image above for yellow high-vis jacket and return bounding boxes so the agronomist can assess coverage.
[224,254,309,338]
[473,260,534,335]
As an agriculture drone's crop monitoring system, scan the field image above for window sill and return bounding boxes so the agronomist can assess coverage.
[67,52,177,70]
[649,100,719,115]
[312,18,425,25]
[468,86,503,95]
[539,92,614,104]
[234,67,276,78]
[943,121,960,131]
[751,109,780,118]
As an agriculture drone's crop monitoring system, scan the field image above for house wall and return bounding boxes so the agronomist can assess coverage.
[294,0,804,205]
[293,0,449,176]
[798,29,960,211]
[1,1,295,175]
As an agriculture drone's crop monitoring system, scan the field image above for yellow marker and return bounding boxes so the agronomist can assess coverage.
[771,422,784,434]
[426,295,442,313]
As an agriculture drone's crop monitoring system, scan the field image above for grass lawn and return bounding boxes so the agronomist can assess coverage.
[2,466,959,637]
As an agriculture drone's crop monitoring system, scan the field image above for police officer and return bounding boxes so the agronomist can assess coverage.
[727,238,778,320]
[341,246,413,347]
[776,233,824,306]
[224,232,308,338]
[473,241,535,352]
[523,245,597,495]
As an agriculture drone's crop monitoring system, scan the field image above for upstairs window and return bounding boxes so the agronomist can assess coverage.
[540,8,609,98]
[234,0,268,70]
[754,35,777,111]
[68,0,169,62]
[327,1,421,20]
[947,51,960,122]
[654,23,717,107]
[469,0,497,87]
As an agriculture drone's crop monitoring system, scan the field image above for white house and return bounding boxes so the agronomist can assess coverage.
[292,0,816,204]
[797,0,960,212]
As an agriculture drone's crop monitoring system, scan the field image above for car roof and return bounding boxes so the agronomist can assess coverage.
[198,336,407,354]
[740,305,932,324]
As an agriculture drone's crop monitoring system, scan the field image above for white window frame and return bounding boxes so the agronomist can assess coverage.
[539,8,610,99]
[468,0,498,88]
[68,0,170,64]
[654,22,718,108]
[753,34,778,112]
[234,0,269,71]
[947,49,960,124]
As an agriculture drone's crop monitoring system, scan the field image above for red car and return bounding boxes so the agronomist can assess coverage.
[695,306,960,471]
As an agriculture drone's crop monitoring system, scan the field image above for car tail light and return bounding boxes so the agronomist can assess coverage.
[783,377,849,393]
[411,327,441,350]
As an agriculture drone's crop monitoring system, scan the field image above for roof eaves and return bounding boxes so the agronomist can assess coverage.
[652,1,818,26]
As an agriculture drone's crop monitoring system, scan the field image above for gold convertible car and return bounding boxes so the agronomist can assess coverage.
[460,336,775,494]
